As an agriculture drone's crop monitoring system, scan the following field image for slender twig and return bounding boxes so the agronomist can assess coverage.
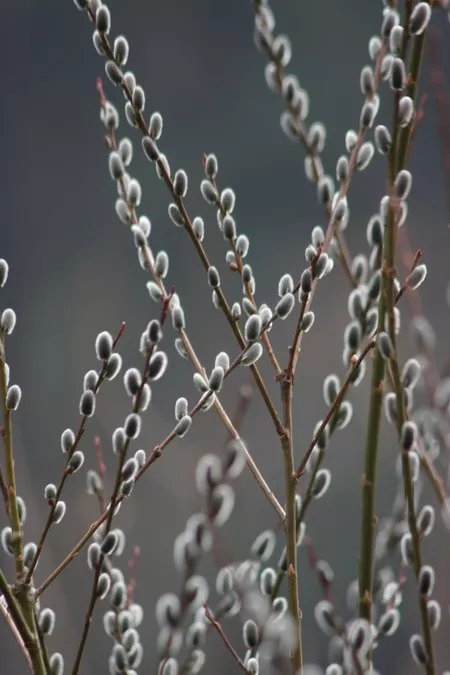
[386,25,437,652]
[286,295,308,380]
[208,167,283,376]
[394,247,422,304]
[204,604,249,674]
[0,337,48,673]
[71,294,172,675]
[24,322,126,584]
[280,377,302,673]
[0,337,25,580]
[250,1,358,288]
[0,572,33,671]
[281,56,387,377]
[294,342,375,480]
[389,347,436,675]
[35,616,52,675]
[358,0,432,627]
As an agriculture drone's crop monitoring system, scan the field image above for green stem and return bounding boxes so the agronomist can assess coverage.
[0,569,34,661]
[14,584,47,675]
[0,339,24,580]
[390,351,436,675]
[280,379,302,673]
[358,343,385,621]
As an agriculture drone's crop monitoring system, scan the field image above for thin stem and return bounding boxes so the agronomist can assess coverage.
[396,5,429,171]
[386,12,435,672]
[280,378,302,674]
[250,0,358,288]
[71,296,172,675]
[204,605,249,674]
[389,351,436,675]
[35,618,52,675]
[358,221,392,623]
[208,172,283,376]
[14,585,47,675]
[0,570,33,670]
[294,342,375,480]
[173,322,285,521]
[358,0,434,619]
[25,322,126,583]
[0,338,24,580]
[286,295,308,380]
[0,342,46,673]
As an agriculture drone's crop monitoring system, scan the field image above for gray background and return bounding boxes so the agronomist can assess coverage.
[0,1,450,674]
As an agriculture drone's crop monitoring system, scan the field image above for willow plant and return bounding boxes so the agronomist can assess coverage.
[1,1,450,674]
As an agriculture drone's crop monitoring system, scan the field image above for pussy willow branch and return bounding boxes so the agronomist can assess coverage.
[204,604,249,674]
[286,295,308,380]
[280,376,302,674]
[398,224,450,447]
[384,317,446,505]
[358,129,396,625]
[383,142,436,675]
[89,16,286,442]
[213,186,281,374]
[140,243,283,521]
[24,322,126,584]
[0,571,33,671]
[250,0,356,288]
[251,1,388,290]
[71,295,172,675]
[0,339,47,674]
[0,338,24,580]
[230,236,283,376]
[281,341,374,662]
[37,326,286,600]
[160,451,239,672]
[396,3,431,170]
[280,344,375,665]
[386,13,436,654]
[179,598,238,675]
[271,407,343,603]
[282,46,387,378]
[294,341,376,480]
[208,176,282,376]
[144,242,286,521]
[91,22,384,670]
[358,2,431,625]
[35,618,51,674]
[269,29,387,659]
[95,80,284,523]
[388,333,436,675]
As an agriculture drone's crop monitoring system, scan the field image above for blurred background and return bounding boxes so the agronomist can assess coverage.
[0,1,450,673]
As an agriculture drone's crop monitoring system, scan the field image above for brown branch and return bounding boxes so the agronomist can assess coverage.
[204,605,249,673]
